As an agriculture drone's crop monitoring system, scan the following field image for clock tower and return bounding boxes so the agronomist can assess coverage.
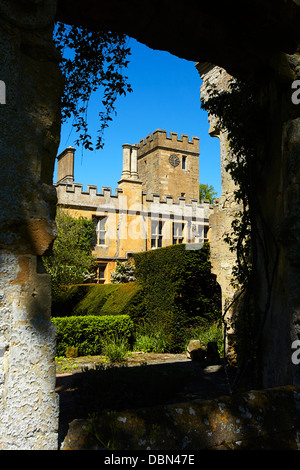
[135,129,200,203]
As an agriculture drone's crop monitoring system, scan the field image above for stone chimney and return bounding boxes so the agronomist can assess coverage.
[121,144,132,180]
[119,143,141,182]
[130,144,139,180]
[56,146,75,183]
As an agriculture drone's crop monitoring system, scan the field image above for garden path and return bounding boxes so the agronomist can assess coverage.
[55,352,233,447]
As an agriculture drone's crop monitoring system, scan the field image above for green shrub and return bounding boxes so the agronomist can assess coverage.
[102,334,130,362]
[133,322,169,353]
[110,260,136,283]
[52,282,142,318]
[52,314,134,357]
[99,282,142,316]
[51,285,90,317]
[184,321,224,356]
[42,209,96,300]
[72,284,120,316]
[134,334,157,353]
[133,243,222,352]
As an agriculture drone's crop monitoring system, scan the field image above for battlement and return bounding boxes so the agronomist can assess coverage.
[55,182,122,207]
[137,129,200,157]
[55,181,213,218]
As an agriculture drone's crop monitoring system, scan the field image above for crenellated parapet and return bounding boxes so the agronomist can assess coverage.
[55,182,123,211]
[56,130,201,206]
[137,129,199,157]
[142,192,212,218]
[55,181,213,219]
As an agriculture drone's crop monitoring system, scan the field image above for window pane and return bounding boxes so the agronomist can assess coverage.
[159,221,163,235]
[99,265,105,277]
[151,221,158,235]
[151,220,163,249]
[100,217,107,230]
[94,216,107,245]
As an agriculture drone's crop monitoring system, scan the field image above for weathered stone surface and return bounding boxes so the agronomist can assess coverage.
[198,65,242,355]
[137,129,200,203]
[0,252,59,450]
[61,386,300,450]
[0,0,62,450]
[186,340,206,362]
[56,0,300,81]
[198,56,300,390]
[258,113,300,388]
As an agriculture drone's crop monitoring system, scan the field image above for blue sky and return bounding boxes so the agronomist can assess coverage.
[56,37,221,197]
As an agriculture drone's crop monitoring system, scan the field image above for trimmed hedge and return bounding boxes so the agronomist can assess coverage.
[52,314,134,357]
[74,282,141,317]
[133,243,221,352]
[51,283,142,318]
[51,285,90,317]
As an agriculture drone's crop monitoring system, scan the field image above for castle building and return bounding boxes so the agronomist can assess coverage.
[55,129,213,283]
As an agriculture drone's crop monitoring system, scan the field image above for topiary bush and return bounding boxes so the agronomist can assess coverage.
[51,282,142,318]
[133,243,221,352]
[52,314,134,357]
[51,285,90,317]
[72,284,120,316]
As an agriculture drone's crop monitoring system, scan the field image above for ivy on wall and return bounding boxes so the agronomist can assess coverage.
[201,78,269,387]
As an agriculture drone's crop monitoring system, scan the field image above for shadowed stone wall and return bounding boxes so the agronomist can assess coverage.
[197,64,242,355]
[61,386,300,450]
[0,0,62,449]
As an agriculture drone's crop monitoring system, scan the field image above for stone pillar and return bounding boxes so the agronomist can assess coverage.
[197,63,242,355]
[198,56,300,388]
[0,0,63,449]
[57,146,75,183]
[254,70,300,388]
[130,144,139,180]
[121,144,132,179]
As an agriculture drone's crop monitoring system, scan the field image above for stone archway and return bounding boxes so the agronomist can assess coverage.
[0,0,300,449]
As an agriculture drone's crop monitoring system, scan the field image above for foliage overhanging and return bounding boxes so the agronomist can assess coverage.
[54,23,132,150]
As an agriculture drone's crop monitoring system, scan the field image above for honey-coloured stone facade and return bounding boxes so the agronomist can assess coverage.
[137,129,200,203]
[55,131,212,283]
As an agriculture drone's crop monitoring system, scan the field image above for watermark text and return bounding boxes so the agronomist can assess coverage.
[291,80,300,105]
[0,80,5,104]
[291,339,300,365]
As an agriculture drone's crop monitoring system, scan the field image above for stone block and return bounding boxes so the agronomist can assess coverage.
[61,386,300,450]
[186,340,206,361]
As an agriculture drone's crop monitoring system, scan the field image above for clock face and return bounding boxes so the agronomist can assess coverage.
[169,154,180,167]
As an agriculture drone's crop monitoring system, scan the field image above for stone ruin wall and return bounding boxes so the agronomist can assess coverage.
[198,56,300,389]
[0,1,62,449]
[197,64,243,350]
